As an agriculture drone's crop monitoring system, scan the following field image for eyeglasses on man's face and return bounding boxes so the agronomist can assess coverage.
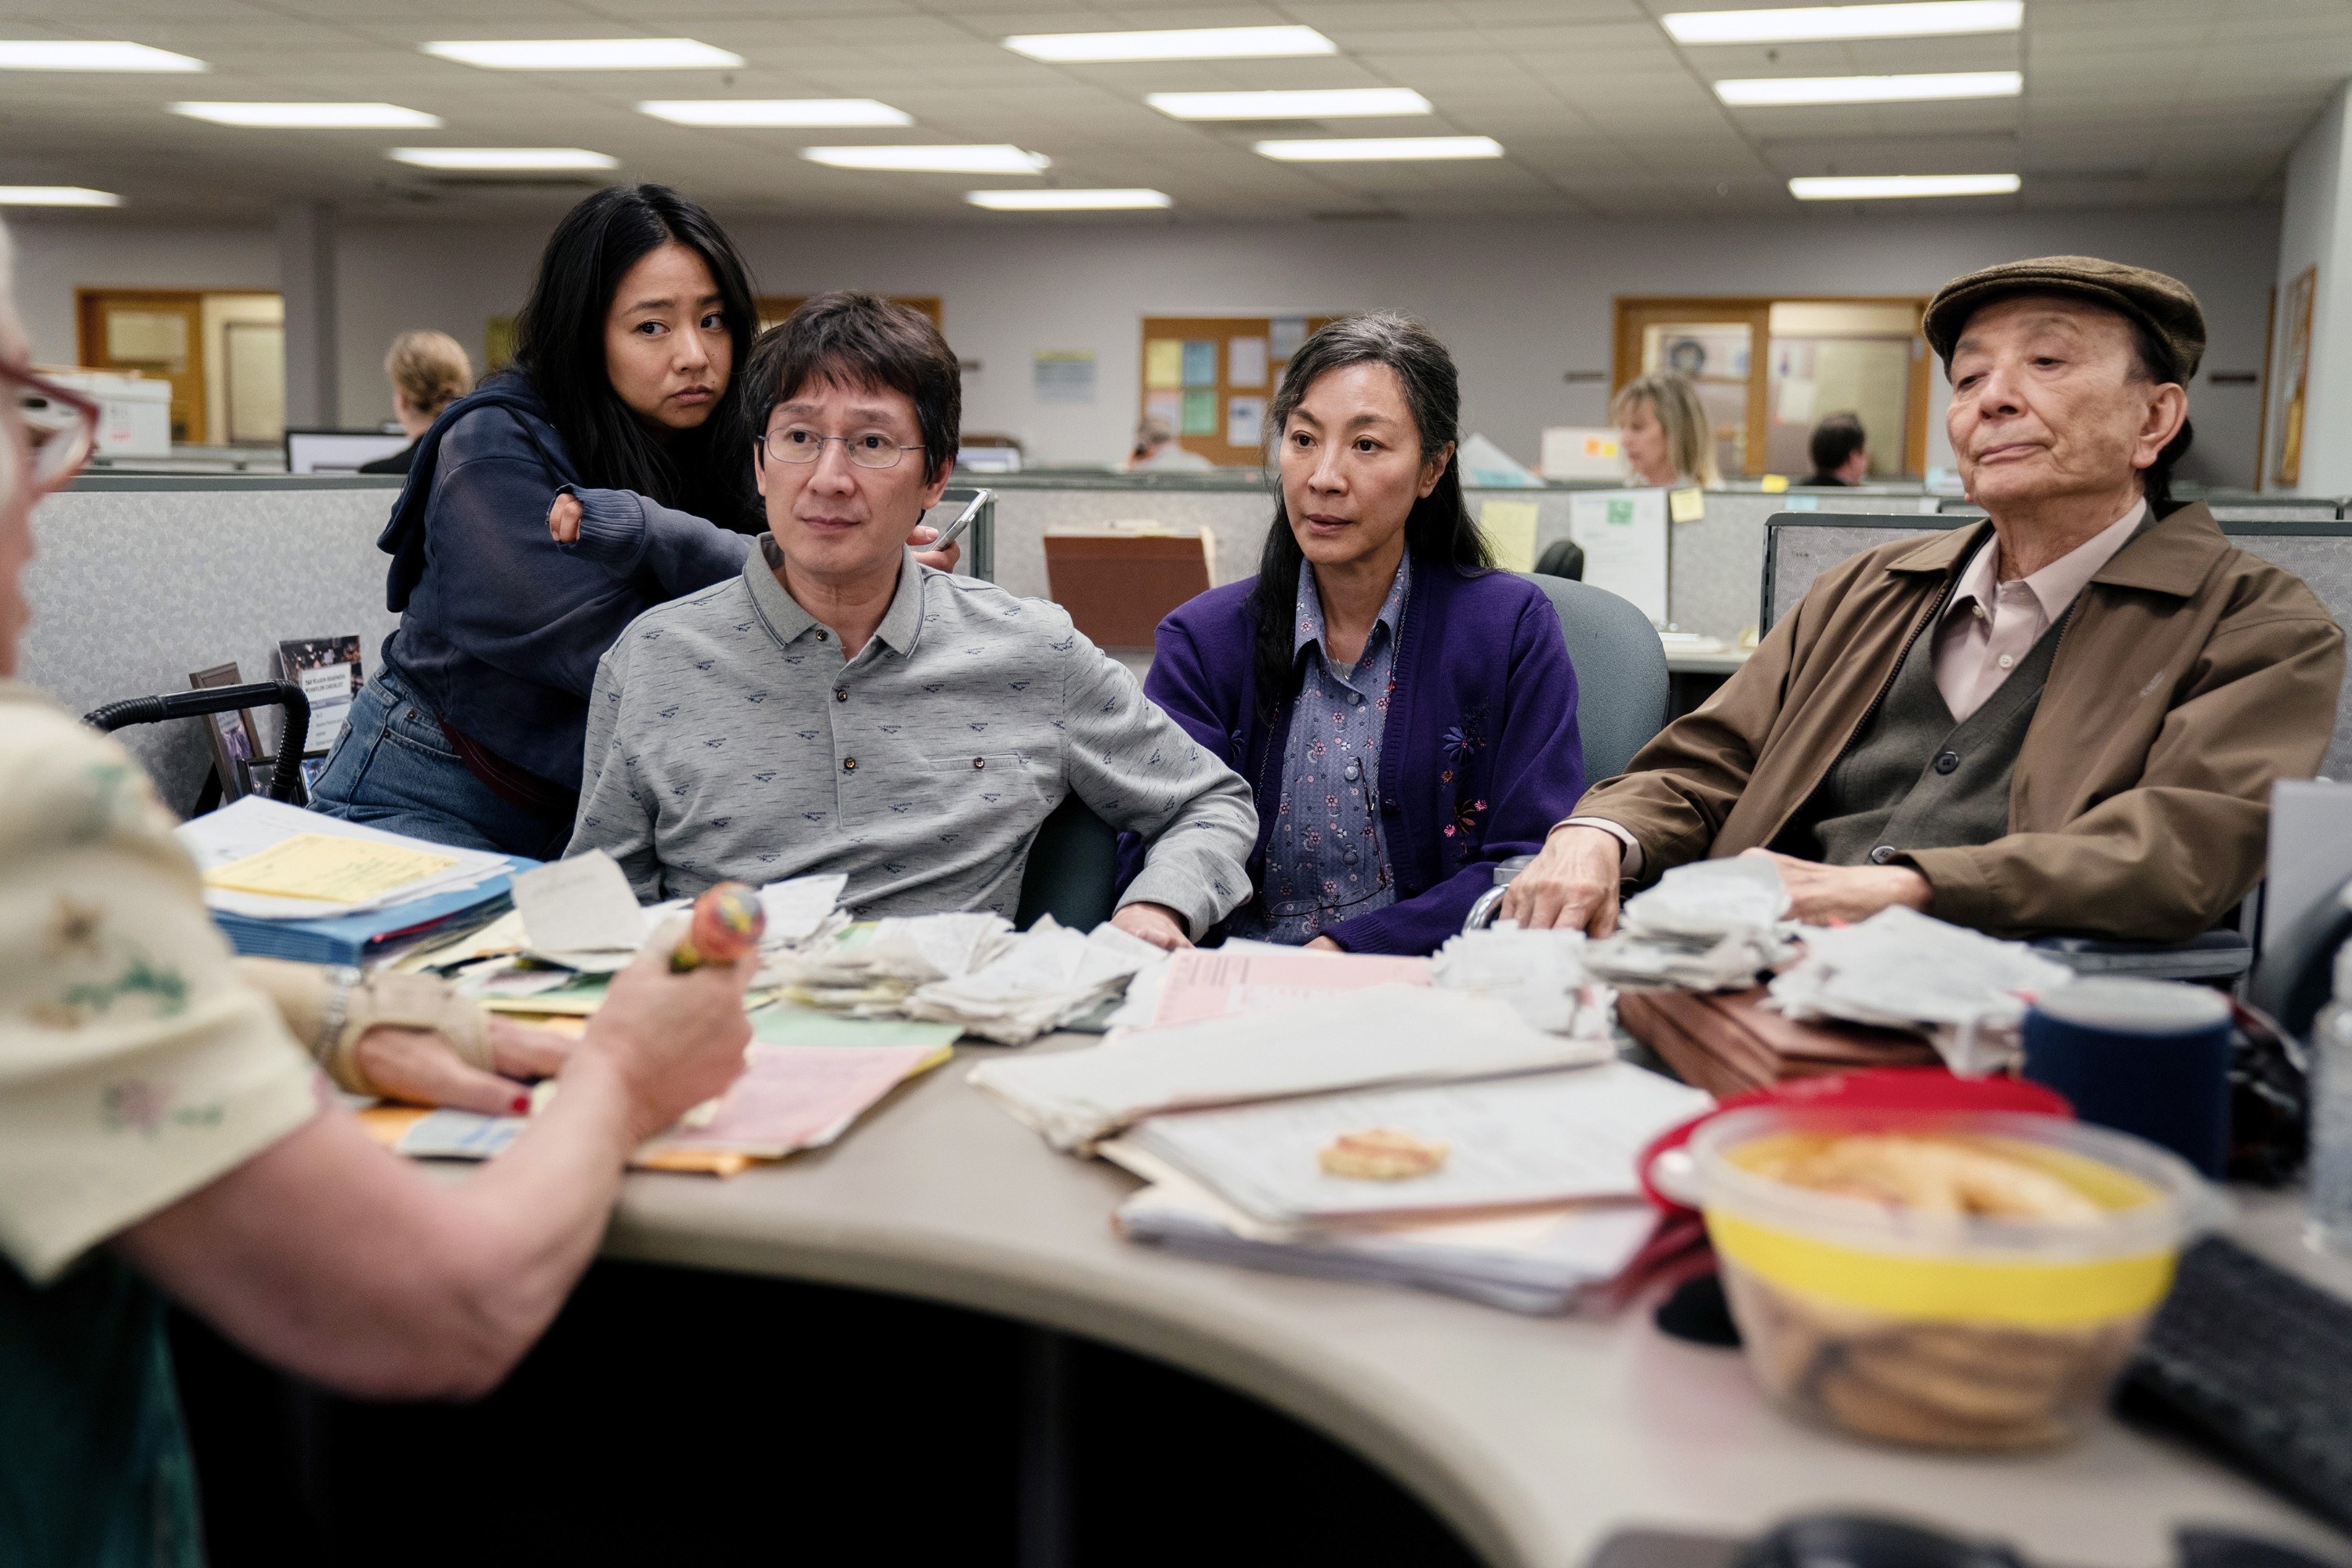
[2,359,101,492]
[760,424,924,470]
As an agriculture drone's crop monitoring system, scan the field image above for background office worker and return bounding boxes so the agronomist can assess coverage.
[1132,314,1586,955]
[1614,370,1721,488]
[0,228,758,1563]
[1504,256,2344,942]
[358,328,473,476]
[1802,412,1870,487]
[312,183,956,858]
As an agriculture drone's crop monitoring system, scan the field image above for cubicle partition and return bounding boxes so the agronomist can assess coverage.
[1765,511,2352,781]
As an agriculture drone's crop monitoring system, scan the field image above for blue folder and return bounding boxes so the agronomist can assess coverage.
[211,855,539,967]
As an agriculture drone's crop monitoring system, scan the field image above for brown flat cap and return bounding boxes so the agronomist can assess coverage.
[1924,255,2205,380]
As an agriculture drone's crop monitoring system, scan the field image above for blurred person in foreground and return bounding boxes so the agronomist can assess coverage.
[358,328,473,476]
[1505,256,2344,942]
[0,226,757,1563]
[1801,411,1870,487]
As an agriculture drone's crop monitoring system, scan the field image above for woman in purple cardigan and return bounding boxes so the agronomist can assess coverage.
[1120,314,1586,956]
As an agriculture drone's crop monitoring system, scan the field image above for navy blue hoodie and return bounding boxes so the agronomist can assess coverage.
[376,374,750,790]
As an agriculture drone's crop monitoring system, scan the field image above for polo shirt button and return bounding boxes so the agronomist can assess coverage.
[1934,750,1960,774]
[1344,760,1361,781]
[972,757,985,770]
[1869,844,1898,865]
[833,688,848,702]
[843,757,857,772]
[1344,848,1359,866]
[1997,653,2014,670]
[815,630,829,641]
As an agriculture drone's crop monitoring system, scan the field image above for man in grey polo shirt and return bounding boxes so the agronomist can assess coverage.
[567,292,1254,949]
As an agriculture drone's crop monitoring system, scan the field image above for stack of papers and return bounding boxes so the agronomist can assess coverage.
[176,797,524,965]
[1766,906,2076,1074]
[767,912,1019,1011]
[1112,1150,1658,1316]
[1584,858,1795,990]
[1118,1063,1711,1225]
[967,985,1613,1152]
[508,854,851,974]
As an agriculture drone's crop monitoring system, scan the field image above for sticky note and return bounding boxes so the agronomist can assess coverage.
[202,833,456,902]
[1760,474,1789,492]
[1181,339,1217,387]
[1668,487,1707,523]
[1477,499,1541,572]
[1228,336,1268,389]
[1181,387,1218,436]
[1144,339,1184,390]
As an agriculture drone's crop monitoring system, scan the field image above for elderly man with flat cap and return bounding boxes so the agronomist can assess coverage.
[1505,256,2345,942]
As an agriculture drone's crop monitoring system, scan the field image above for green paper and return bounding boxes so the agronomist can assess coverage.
[750,1005,963,1050]
[1180,387,1218,436]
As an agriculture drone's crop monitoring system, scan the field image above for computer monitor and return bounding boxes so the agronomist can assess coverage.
[284,428,410,475]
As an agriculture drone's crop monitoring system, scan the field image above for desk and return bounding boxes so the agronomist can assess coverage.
[600,1037,2347,1568]
[1666,649,1748,720]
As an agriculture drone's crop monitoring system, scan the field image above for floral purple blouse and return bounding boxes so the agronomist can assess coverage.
[1226,555,1410,944]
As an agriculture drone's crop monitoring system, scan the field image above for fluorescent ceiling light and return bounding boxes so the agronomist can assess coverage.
[639,99,909,127]
[1664,2,2022,44]
[1003,25,1334,63]
[1148,88,1432,121]
[1715,70,2021,105]
[0,40,205,71]
[172,101,443,128]
[967,188,1171,211]
[1790,172,2020,198]
[422,38,742,71]
[802,144,1048,174]
[389,147,619,171]
[0,185,122,206]
[1254,136,1504,162]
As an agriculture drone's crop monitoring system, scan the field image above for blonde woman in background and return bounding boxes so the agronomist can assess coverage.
[1613,370,1721,488]
[360,328,473,475]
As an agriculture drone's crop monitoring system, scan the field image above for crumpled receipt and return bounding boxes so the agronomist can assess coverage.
[1765,906,2076,1075]
[1429,924,1614,1038]
[1582,857,1797,991]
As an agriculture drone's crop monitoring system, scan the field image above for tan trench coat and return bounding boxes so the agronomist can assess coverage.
[1576,502,2347,940]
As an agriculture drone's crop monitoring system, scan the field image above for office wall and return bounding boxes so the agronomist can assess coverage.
[2273,82,2352,497]
[7,205,2283,486]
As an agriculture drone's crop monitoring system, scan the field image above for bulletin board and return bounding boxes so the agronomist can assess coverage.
[1139,314,1340,466]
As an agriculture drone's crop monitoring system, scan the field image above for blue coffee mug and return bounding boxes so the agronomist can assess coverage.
[2022,978,2234,1178]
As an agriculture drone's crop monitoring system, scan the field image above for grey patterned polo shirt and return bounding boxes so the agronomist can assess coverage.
[568,539,1256,933]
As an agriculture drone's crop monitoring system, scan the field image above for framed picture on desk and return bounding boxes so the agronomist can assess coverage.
[189,661,262,803]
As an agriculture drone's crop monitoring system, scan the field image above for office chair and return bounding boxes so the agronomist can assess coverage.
[85,680,312,814]
[1015,793,1120,931]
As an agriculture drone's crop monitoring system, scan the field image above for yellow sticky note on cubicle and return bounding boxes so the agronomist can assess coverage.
[1668,487,1707,523]
[1760,474,1789,493]
[202,833,456,902]
[1144,339,1184,390]
[1477,499,1540,572]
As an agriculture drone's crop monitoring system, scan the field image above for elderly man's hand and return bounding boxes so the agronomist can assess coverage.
[1112,901,1192,951]
[909,522,960,574]
[353,1018,574,1116]
[1739,848,1929,924]
[1499,825,1625,935]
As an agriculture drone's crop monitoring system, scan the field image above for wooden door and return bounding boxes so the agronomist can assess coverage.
[77,289,206,444]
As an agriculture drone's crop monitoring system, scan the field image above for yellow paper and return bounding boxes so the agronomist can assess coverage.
[1144,339,1184,390]
[1760,474,1789,493]
[202,833,456,902]
[1668,487,1707,523]
[1477,499,1540,572]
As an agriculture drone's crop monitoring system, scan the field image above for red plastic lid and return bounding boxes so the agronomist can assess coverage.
[1637,1066,2074,1214]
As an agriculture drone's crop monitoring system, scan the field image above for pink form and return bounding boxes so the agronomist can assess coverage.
[1149,947,1431,1029]
[648,1043,949,1158]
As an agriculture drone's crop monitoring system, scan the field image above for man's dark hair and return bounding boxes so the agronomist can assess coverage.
[2125,317,2195,516]
[1244,312,1491,721]
[1808,412,1867,477]
[742,293,960,484]
[512,183,762,532]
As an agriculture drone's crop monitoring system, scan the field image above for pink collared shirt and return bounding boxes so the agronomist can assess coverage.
[1930,499,2144,721]
[1563,499,2148,876]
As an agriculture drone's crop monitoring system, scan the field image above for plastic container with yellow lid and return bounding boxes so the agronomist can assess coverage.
[1684,1105,2221,1450]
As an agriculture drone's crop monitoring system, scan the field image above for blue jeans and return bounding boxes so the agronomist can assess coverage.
[308,666,575,859]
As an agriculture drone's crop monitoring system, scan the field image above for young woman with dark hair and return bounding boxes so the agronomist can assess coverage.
[1120,314,1589,955]
[312,184,955,855]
